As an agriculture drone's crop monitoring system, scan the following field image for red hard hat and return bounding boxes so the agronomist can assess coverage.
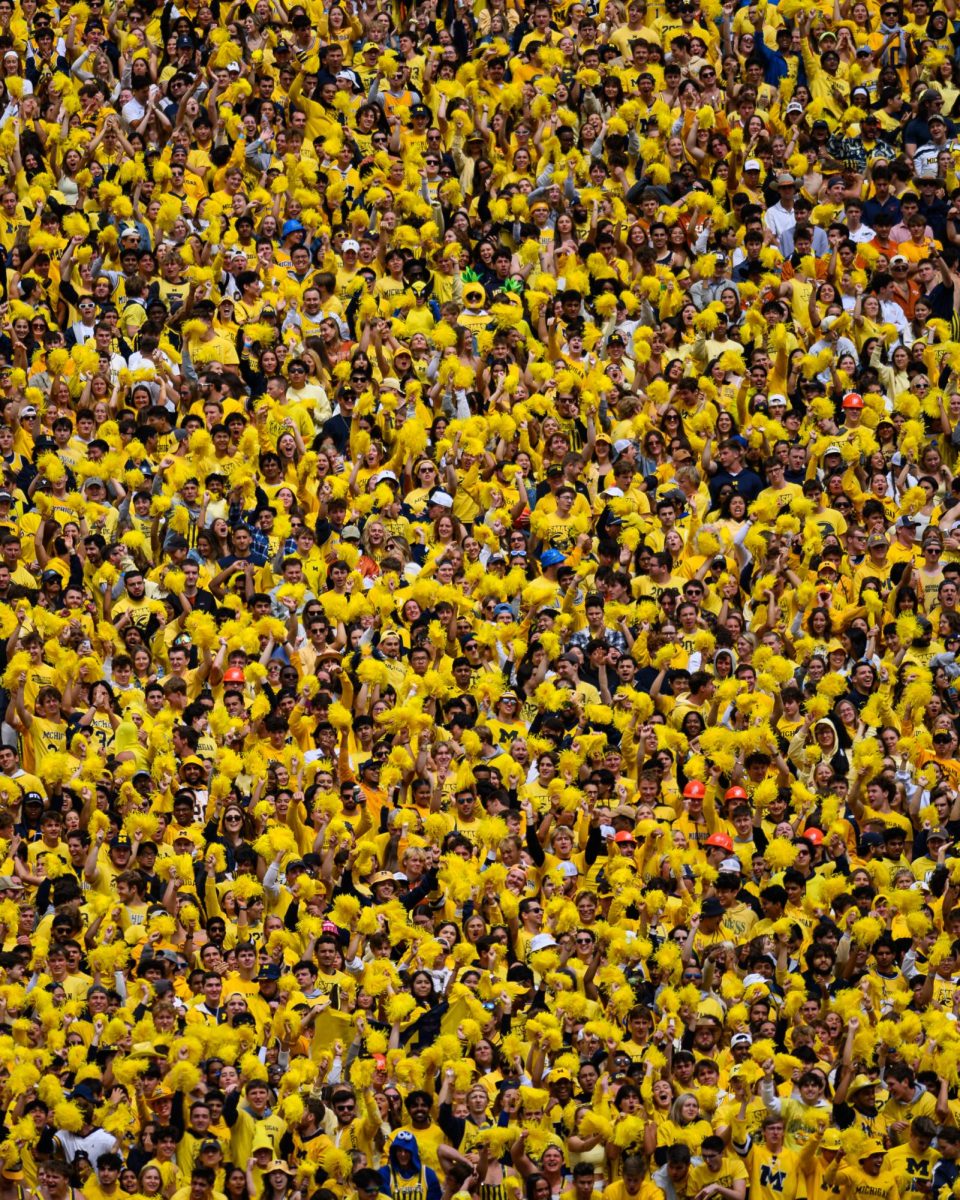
[803,828,824,845]
[705,833,734,851]
[724,786,748,802]
[842,391,864,409]
[683,780,706,799]
[223,667,246,683]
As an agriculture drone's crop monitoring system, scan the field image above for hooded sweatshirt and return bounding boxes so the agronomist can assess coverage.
[378,1131,441,1200]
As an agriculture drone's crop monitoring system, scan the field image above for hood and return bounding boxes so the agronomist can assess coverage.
[652,1165,674,1197]
[389,1131,422,1175]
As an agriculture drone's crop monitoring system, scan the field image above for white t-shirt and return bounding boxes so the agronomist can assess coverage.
[54,1127,118,1166]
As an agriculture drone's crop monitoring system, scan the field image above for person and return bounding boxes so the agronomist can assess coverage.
[378,1132,441,1200]
[5,0,960,1198]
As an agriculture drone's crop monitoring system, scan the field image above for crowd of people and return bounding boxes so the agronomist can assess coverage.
[3,0,960,1198]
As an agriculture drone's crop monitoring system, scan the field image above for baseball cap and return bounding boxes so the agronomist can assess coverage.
[744,158,761,171]
[529,933,558,952]
[428,490,454,509]
[342,239,360,253]
[540,549,566,567]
